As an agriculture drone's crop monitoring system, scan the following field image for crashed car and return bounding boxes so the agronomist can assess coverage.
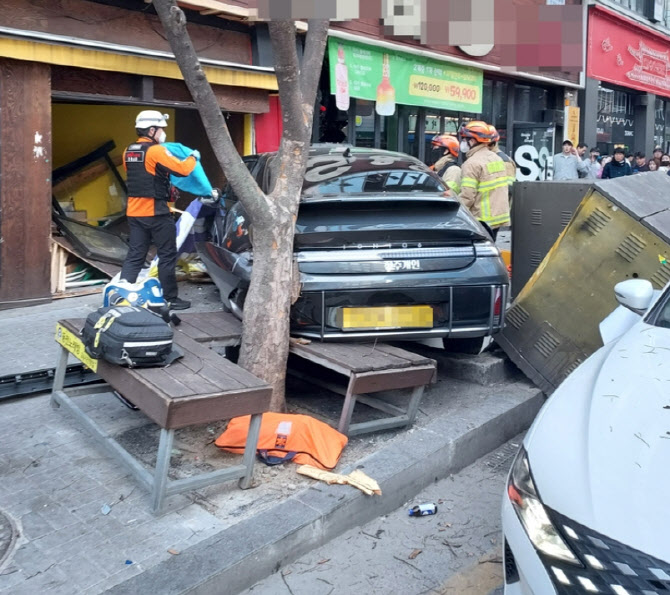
[502,278,670,594]
[198,145,509,351]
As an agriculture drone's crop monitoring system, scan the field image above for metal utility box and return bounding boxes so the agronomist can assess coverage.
[497,172,670,395]
[511,180,595,299]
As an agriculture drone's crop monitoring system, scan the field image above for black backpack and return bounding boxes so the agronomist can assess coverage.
[82,306,177,367]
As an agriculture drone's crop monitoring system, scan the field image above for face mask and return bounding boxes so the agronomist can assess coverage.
[460,140,470,153]
[155,129,167,144]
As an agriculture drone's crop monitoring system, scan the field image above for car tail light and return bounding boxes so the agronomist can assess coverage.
[494,287,502,317]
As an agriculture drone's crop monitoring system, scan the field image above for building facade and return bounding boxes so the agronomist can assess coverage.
[0,0,276,306]
[581,0,670,157]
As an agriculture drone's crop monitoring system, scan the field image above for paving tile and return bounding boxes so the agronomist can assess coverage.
[11,542,55,577]
[0,489,49,517]
[56,553,110,592]
[32,520,95,551]
[0,564,26,592]
[19,511,57,541]
[4,563,70,595]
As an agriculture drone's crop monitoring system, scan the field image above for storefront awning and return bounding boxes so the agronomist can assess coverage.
[0,27,278,91]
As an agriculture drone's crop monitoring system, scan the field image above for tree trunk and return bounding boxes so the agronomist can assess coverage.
[153,1,329,411]
[237,214,294,410]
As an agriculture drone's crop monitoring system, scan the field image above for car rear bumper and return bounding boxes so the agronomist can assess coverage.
[290,283,508,341]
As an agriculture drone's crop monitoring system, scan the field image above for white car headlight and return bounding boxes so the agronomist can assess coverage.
[507,447,581,565]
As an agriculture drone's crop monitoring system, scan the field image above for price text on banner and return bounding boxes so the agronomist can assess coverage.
[328,38,483,113]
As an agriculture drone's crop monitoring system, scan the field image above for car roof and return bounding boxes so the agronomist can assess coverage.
[256,144,430,171]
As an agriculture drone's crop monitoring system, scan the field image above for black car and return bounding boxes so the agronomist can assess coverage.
[198,145,509,352]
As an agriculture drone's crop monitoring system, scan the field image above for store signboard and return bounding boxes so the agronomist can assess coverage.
[588,6,670,99]
[564,106,580,146]
[328,38,483,115]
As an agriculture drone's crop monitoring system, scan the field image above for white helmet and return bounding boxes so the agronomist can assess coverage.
[135,110,169,129]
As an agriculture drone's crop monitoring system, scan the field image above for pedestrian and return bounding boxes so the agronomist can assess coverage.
[429,134,461,196]
[120,110,200,310]
[552,140,589,180]
[458,120,510,241]
[648,159,659,171]
[660,155,670,172]
[584,147,601,179]
[652,146,664,168]
[487,125,517,188]
[632,152,649,173]
[626,153,634,167]
[601,147,633,179]
[577,143,590,178]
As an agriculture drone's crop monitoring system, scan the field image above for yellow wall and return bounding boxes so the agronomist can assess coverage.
[52,104,175,221]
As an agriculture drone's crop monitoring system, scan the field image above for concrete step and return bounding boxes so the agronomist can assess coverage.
[106,379,544,595]
[404,342,524,387]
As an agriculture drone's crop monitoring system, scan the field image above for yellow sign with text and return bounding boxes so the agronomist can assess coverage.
[55,323,98,372]
[409,75,480,106]
[565,106,580,147]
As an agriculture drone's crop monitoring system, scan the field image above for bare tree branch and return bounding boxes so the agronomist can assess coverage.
[268,20,306,142]
[300,19,330,106]
[152,0,268,223]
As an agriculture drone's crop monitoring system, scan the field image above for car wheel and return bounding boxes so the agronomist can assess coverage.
[442,337,486,355]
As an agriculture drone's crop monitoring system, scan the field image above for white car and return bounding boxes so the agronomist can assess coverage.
[502,279,670,594]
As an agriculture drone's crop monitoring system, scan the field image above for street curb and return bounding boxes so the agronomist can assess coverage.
[107,385,544,595]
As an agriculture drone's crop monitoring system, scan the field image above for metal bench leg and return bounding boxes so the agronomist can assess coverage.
[50,346,69,409]
[337,375,359,435]
[239,413,262,489]
[405,385,425,425]
[151,428,175,514]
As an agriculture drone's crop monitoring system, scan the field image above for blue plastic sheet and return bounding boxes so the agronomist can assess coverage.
[163,142,214,197]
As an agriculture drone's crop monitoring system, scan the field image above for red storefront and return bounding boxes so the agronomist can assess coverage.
[583,5,670,154]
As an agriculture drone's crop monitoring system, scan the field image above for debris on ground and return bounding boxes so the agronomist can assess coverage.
[296,465,382,496]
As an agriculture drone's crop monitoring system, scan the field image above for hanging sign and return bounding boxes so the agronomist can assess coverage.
[328,38,483,115]
[588,6,670,99]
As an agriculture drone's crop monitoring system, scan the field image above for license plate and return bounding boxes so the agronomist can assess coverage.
[383,260,421,272]
[55,323,98,372]
[338,306,434,330]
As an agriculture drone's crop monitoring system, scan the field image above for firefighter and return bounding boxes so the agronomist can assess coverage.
[120,110,199,310]
[487,125,517,188]
[458,121,510,241]
[430,134,461,196]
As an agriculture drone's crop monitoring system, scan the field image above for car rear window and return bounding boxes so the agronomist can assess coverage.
[301,154,445,197]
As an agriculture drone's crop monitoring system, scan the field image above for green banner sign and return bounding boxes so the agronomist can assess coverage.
[328,38,483,115]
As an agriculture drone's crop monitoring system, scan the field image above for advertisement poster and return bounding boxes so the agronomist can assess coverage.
[513,125,556,181]
[328,38,483,115]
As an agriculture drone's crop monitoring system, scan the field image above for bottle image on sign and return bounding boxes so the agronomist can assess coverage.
[335,44,350,111]
[375,54,396,116]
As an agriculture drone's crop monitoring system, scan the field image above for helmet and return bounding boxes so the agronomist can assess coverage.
[135,110,169,129]
[459,120,495,144]
[431,134,459,158]
[103,278,166,309]
[487,124,500,143]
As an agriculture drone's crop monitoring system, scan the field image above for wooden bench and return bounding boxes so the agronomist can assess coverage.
[50,318,271,514]
[168,311,437,436]
[288,342,437,436]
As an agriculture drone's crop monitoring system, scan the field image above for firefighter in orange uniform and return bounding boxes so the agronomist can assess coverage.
[120,111,198,310]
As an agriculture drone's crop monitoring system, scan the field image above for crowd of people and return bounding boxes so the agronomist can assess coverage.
[552,140,670,180]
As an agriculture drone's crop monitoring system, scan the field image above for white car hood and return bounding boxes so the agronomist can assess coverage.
[526,320,670,562]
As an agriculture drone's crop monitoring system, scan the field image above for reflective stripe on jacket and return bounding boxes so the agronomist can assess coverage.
[433,155,462,194]
[492,145,517,186]
[123,136,197,217]
[460,143,510,228]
